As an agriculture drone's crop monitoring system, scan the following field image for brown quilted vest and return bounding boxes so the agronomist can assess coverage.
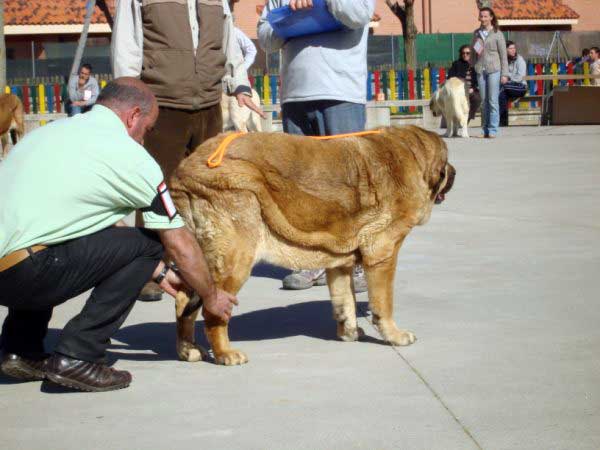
[140,0,226,110]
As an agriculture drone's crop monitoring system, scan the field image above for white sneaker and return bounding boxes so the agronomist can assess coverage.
[282,269,326,290]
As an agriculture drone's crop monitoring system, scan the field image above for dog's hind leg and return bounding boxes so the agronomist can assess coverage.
[362,236,416,347]
[326,266,364,342]
[443,117,452,138]
[460,116,469,138]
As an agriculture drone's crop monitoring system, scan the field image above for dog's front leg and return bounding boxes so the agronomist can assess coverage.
[175,291,209,362]
[362,238,416,347]
[204,310,248,366]
[326,266,364,342]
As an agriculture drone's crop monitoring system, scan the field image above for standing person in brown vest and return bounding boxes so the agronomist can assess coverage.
[112,0,263,301]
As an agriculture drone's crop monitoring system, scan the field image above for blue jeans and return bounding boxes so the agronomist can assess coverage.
[67,103,92,117]
[282,100,366,136]
[477,71,501,136]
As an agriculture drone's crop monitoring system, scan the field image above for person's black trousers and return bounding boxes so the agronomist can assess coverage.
[0,227,164,363]
[499,81,528,126]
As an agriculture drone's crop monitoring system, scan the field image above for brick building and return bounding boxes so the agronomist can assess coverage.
[234,0,599,37]
[3,0,600,78]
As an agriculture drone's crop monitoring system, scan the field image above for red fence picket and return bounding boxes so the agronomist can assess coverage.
[408,69,415,112]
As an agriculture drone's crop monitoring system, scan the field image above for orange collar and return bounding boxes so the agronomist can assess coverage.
[207,130,382,168]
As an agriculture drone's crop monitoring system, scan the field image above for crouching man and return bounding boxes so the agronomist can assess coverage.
[0,78,236,392]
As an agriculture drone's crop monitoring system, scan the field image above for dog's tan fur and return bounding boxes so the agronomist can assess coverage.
[221,89,263,133]
[0,94,25,160]
[169,126,456,365]
[430,77,470,139]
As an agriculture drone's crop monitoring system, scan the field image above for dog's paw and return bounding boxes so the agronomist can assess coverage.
[177,340,209,362]
[337,323,365,342]
[384,328,417,346]
[214,349,249,366]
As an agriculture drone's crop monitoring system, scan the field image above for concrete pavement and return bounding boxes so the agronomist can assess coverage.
[1,125,599,450]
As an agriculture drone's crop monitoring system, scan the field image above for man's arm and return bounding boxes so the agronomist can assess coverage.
[326,0,374,29]
[222,3,251,96]
[112,0,144,78]
[67,75,79,102]
[508,55,527,83]
[85,78,100,105]
[236,28,257,70]
[223,5,265,117]
[257,0,286,53]
[159,226,238,321]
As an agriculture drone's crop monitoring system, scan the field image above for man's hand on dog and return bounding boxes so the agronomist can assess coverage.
[156,263,188,298]
[204,289,238,321]
[289,0,313,10]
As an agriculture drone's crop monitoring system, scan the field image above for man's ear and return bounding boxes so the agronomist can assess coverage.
[125,106,143,129]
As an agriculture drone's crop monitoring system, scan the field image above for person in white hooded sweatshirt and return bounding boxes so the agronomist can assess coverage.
[258,0,375,291]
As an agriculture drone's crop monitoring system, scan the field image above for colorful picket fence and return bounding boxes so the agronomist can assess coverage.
[4,62,592,117]
[3,79,109,115]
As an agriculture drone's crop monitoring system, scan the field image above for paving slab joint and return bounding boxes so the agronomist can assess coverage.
[357,303,485,450]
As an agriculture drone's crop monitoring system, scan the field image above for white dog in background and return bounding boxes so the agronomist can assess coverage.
[221,89,263,132]
[429,77,470,138]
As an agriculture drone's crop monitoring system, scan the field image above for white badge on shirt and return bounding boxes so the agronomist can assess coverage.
[83,89,92,101]
[474,38,484,56]
[157,181,177,220]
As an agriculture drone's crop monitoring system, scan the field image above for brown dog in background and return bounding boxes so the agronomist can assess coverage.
[0,94,25,160]
[170,126,456,365]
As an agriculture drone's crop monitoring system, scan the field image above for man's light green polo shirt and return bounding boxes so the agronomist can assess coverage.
[0,105,184,258]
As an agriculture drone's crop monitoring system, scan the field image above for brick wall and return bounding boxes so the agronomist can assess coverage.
[233,0,597,38]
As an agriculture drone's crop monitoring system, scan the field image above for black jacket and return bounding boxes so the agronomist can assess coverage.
[448,59,479,91]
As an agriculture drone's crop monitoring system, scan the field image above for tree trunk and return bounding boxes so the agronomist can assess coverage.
[385,0,418,71]
[97,0,113,29]
[0,0,6,91]
[70,0,97,78]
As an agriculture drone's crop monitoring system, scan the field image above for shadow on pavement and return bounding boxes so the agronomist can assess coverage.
[250,262,292,280]
[40,301,383,364]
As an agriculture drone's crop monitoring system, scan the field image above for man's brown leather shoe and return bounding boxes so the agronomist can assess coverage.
[45,354,132,392]
[138,281,163,302]
[1,353,48,381]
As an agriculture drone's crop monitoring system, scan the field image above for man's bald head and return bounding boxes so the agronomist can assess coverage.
[97,77,157,116]
[97,77,159,145]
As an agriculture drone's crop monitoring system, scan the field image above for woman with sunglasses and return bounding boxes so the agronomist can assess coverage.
[448,44,482,124]
[471,7,509,138]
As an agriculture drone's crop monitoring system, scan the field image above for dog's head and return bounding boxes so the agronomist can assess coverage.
[429,90,442,117]
[382,126,456,225]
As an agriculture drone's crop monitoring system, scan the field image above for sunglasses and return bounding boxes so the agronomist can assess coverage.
[462,51,471,55]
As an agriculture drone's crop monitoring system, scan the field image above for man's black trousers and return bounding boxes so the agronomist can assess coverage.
[0,227,164,363]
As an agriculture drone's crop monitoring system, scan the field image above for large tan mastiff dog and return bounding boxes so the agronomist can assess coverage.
[170,126,456,365]
[0,93,25,160]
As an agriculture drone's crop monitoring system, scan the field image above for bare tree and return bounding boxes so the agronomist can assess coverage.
[385,0,418,70]
[0,0,6,90]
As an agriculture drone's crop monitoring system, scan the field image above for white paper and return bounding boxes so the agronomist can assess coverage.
[83,89,92,101]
